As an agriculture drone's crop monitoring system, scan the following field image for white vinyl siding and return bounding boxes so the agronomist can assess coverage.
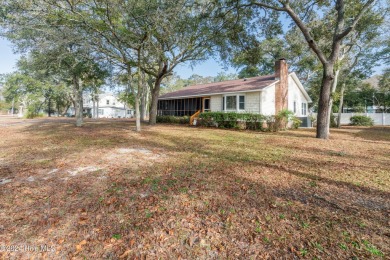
[260,85,276,116]
[288,75,309,116]
[210,95,222,112]
[245,92,261,113]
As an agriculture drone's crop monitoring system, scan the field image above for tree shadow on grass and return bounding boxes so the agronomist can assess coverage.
[137,129,389,194]
[2,120,389,258]
[4,156,388,258]
[12,120,390,202]
[331,126,390,143]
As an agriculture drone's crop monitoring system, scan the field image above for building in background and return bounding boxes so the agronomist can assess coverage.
[68,92,134,118]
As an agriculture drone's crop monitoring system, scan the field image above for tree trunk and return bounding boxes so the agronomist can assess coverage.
[61,103,70,117]
[11,98,15,115]
[135,97,141,131]
[73,77,83,127]
[135,48,143,132]
[326,69,340,133]
[92,98,96,119]
[316,65,334,139]
[337,83,345,127]
[144,89,149,120]
[96,95,99,119]
[149,77,163,125]
[48,97,51,117]
[140,72,147,121]
[140,91,146,121]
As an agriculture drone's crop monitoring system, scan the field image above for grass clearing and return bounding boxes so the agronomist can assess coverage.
[0,118,389,259]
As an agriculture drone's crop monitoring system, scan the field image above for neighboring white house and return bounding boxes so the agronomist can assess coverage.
[68,93,134,118]
[158,59,312,123]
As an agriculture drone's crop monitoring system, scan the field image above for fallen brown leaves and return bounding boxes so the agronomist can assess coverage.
[0,118,389,259]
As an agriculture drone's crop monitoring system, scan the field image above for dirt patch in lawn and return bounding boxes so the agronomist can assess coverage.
[0,118,389,259]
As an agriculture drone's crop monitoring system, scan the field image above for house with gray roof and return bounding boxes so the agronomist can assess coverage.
[158,59,312,119]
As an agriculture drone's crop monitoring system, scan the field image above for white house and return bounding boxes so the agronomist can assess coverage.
[158,59,312,123]
[68,93,134,118]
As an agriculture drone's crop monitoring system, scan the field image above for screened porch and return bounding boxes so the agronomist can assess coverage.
[157,97,210,116]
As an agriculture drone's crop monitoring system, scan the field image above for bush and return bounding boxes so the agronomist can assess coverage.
[265,109,299,131]
[291,116,302,129]
[198,112,266,130]
[350,115,374,126]
[198,110,301,131]
[25,108,44,119]
[156,115,190,124]
[25,111,44,119]
[275,109,294,130]
[309,114,317,127]
[330,113,337,128]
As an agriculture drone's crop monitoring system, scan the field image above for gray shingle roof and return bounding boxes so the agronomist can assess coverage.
[159,74,278,99]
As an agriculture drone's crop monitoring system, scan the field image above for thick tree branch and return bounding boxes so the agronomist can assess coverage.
[283,3,328,66]
[336,0,376,41]
[250,1,285,11]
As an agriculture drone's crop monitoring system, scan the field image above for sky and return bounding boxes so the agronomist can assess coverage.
[0,38,20,75]
[0,37,237,79]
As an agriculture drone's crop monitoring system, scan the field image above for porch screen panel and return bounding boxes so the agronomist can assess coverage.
[157,97,204,116]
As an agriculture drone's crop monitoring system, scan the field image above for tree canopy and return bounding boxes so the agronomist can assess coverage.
[0,0,388,136]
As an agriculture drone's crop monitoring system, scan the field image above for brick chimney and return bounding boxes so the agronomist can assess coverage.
[274,58,288,114]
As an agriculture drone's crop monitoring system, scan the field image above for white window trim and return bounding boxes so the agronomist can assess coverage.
[223,94,246,112]
[293,101,297,114]
[203,98,211,112]
[301,102,307,116]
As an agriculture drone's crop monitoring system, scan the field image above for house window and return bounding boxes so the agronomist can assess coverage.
[293,101,296,113]
[239,95,245,110]
[98,109,104,115]
[204,98,210,112]
[225,95,245,111]
[301,103,307,116]
[226,96,236,110]
[127,110,131,115]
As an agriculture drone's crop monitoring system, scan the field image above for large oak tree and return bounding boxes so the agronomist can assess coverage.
[243,0,381,138]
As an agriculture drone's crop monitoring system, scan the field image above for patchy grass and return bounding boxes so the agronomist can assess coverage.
[0,118,389,259]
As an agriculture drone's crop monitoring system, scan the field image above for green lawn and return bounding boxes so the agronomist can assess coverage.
[0,118,389,259]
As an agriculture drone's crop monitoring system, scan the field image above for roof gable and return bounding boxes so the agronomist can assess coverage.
[289,72,312,103]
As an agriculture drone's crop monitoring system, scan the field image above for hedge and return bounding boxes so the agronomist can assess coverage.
[157,111,302,131]
[198,110,301,131]
[350,115,374,126]
[156,115,190,124]
[198,112,266,130]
